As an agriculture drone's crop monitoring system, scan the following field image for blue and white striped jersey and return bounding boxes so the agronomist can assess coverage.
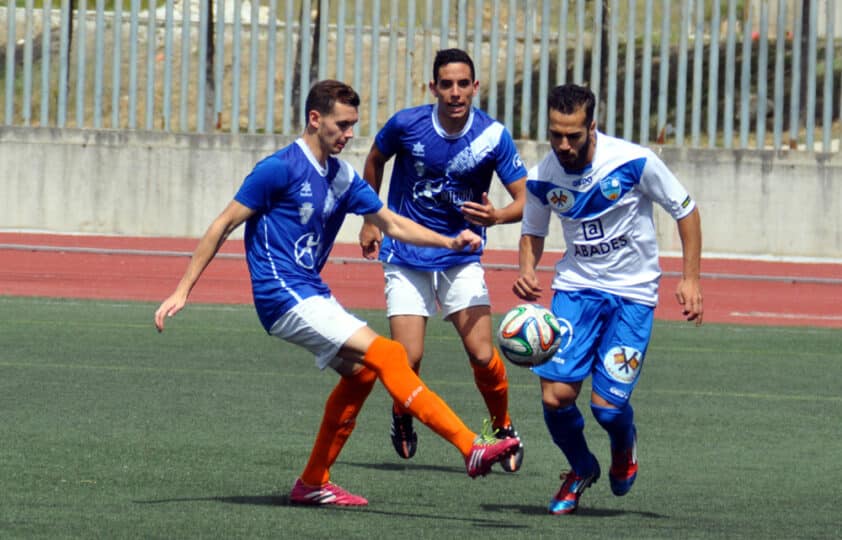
[375,104,527,271]
[235,138,383,331]
[522,132,695,306]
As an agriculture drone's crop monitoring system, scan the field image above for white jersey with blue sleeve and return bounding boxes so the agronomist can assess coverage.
[375,104,527,271]
[234,139,383,331]
[521,133,696,306]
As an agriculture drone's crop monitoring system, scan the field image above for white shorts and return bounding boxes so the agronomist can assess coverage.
[383,262,490,320]
[268,295,367,370]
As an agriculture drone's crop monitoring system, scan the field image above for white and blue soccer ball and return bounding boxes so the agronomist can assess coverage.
[497,303,562,367]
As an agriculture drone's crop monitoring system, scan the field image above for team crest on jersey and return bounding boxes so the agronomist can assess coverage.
[599,176,622,201]
[547,188,575,212]
[512,154,523,170]
[294,233,321,269]
[299,202,314,224]
[300,180,313,197]
[603,346,643,383]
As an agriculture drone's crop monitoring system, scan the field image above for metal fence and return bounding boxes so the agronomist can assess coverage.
[1,0,839,151]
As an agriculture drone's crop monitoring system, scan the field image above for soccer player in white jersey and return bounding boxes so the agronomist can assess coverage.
[512,83,703,515]
[154,80,519,507]
[358,49,528,471]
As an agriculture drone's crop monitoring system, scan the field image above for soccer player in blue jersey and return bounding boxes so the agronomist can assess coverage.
[512,84,704,515]
[154,80,519,507]
[358,48,528,471]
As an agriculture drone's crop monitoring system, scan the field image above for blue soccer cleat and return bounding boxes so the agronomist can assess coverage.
[548,456,601,515]
[609,429,638,496]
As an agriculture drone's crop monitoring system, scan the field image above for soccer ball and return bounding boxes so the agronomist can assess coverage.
[497,304,562,367]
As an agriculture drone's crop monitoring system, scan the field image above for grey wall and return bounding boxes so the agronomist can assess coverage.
[1,126,840,260]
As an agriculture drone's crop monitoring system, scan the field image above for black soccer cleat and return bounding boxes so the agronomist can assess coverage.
[390,409,418,459]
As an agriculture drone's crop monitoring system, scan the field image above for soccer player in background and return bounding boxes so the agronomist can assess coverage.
[512,83,703,514]
[154,80,519,507]
[358,49,528,471]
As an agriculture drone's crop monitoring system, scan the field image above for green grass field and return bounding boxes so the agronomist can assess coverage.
[1,296,841,539]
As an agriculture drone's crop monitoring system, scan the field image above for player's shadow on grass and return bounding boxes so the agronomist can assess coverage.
[135,495,530,526]
[342,459,461,475]
[483,503,667,519]
[136,495,288,506]
[136,496,663,521]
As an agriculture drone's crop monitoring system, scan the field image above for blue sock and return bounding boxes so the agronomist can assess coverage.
[543,404,595,475]
[591,403,636,450]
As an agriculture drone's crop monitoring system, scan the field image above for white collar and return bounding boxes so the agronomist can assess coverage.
[431,105,474,139]
[296,138,328,176]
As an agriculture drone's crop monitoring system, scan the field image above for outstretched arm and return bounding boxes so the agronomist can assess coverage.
[364,206,482,253]
[154,200,255,332]
[359,143,390,260]
[675,207,703,325]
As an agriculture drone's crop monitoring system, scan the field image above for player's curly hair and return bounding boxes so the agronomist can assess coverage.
[433,48,476,83]
[305,80,361,117]
[548,84,596,126]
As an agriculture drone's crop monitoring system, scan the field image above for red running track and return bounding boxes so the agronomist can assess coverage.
[1,232,840,328]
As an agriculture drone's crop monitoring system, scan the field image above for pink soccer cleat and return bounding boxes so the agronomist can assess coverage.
[289,478,368,506]
[465,420,520,478]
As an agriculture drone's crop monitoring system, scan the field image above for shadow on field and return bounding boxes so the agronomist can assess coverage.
[135,495,289,506]
[136,495,666,523]
[342,460,461,475]
[483,503,668,519]
[135,495,533,526]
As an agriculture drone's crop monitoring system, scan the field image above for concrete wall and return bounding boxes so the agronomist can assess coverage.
[1,126,840,260]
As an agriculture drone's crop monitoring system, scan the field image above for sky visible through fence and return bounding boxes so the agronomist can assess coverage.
[1,0,839,151]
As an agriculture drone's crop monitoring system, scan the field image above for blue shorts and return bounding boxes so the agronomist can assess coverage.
[531,289,654,407]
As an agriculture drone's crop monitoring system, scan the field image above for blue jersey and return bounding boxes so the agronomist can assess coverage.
[234,139,383,331]
[375,104,527,271]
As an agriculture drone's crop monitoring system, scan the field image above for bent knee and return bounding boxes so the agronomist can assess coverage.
[540,379,582,409]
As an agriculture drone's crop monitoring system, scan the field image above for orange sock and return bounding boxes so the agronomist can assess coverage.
[472,348,512,429]
[392,363,420,415]
[364,336,475,455]
[299,367,377,486]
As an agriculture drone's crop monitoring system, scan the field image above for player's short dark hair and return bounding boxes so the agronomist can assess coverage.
[548,83,596,126]
[305,80,361,117]
[432,48,476,83]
